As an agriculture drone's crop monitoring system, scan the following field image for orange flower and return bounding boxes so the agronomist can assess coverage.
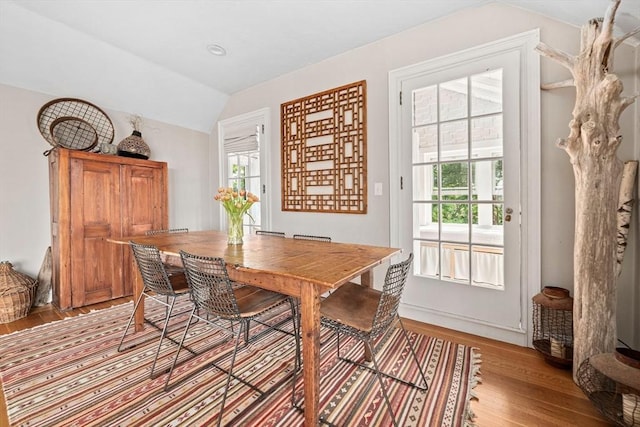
[214,186,259,220]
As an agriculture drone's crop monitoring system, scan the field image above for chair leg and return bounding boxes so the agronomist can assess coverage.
[164,305,197,391]
[244,320,250,345]
[337,323,428,391]
[289,298,301,407]
[288,298,303,409]
[149,296,178,379]
[216,322,245,427]
[289,298,301,368]
[117,290,146,352]
[360,340,400,427]
[293,332,400,426]
[396,316,429,390]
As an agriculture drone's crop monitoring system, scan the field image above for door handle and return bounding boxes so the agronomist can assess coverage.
[505,207,513,222]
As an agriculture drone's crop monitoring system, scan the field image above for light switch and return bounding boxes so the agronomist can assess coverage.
[374,182,383,196]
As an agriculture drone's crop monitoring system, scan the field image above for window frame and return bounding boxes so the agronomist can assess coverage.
[217,108,272,233]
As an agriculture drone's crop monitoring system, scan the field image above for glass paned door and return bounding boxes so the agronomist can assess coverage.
[218,109,271,235]
[400,49,523,333]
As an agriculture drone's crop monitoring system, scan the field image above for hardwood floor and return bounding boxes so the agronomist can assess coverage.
[0,300,609,426]
[403,319,609,427]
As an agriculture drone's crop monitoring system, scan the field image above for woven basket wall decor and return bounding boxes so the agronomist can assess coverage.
[50,116,99,152]
[37,98,114,156]
[0,261,37,323]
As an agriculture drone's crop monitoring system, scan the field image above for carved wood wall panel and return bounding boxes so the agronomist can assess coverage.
[281,80,367,213]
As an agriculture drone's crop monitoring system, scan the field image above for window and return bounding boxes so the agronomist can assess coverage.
[412,70,505,289]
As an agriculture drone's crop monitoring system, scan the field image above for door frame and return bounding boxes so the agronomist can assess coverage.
[217,108,272,231]
[388,30,540,346]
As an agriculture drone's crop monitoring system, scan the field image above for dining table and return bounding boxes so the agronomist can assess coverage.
[108,230,400,426]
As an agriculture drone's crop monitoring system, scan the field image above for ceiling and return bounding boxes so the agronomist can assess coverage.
[1,0,638,133]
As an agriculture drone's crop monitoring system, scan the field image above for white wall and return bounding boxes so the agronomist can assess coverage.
[0,83,213,278]
[215,3,639,347]
[0,1,228,133]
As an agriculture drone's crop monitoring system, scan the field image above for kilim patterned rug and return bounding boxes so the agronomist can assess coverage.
[0,299,480,426]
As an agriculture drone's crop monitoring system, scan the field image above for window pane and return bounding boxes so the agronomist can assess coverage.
[471,203,503,245]
[413,85,437,126]
[440,162,468,201]
[228,154,249,191]
[412,164,436,201]
[439,78,467,121]
[413,125,438,163]
[471,69,502,116]
[245,176,262,229]
[246,200,261,225]
[493,203,504,227]
[471,160,502,202]
[413,203,438,239]
[471,245,504,289]
[415,240,439,278]
[471,115,503,158]
[441,243,470,284]
[441,203,469,242]
[431,166,439,200]
[244,177,260,198]
[440,120,468,161]
[440,244,451,280]
[249,152,260,176]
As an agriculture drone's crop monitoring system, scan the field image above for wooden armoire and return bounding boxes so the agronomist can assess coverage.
[48,148,168,310]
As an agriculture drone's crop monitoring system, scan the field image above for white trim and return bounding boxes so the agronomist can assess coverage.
[400,303,527,344]
[389,29,540,347]
[217,108,272,230]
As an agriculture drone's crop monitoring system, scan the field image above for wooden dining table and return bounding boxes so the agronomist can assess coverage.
[109,230,400,426]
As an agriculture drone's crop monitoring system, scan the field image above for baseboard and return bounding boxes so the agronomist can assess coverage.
[400,302,529,347]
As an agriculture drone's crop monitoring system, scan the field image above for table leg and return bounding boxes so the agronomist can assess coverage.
[133,266,144,332]
[361,270,373,362]
[300,282,321,426]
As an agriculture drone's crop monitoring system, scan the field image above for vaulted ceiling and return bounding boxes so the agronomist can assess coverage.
[1,0,638,132]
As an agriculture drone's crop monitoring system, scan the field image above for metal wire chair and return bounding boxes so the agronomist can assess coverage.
[145,228,189,274]
[256,230,286,237]
[291,253,427,426]
[292,234,331,242]
[145,228,189,235]
[117,242,191,379]
[165,251,300,427]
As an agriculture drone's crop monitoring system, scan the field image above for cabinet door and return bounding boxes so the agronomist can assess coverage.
[70,159,123,307]
[121,165,166,295]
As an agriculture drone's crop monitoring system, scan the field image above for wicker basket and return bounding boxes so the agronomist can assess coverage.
[0,261,37,323]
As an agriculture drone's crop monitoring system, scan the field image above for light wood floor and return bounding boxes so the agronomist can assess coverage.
[0,300,609,426]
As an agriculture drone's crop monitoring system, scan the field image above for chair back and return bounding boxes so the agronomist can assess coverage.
[145,228,189,235]
[179,250,241,321]
[130,242,178,296]
[292,234,331,242]
[256,230,286,237]
[371,253,413,337]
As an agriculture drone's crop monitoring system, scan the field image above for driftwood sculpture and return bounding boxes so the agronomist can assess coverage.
[535,0,639,382]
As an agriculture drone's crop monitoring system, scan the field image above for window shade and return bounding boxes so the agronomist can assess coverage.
[223,123,259,153]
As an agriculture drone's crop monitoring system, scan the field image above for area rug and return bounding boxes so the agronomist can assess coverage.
[0,299,480,426]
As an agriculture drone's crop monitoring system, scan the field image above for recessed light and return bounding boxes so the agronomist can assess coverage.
[207,44,226,56]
